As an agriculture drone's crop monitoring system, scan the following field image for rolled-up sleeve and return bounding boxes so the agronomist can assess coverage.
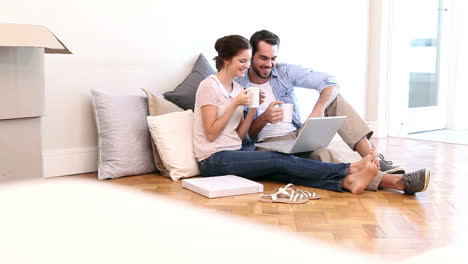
[286,64,339,93]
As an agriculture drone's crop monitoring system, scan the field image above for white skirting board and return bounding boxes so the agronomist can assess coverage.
[43,147,98,178]
[43,121,386,178]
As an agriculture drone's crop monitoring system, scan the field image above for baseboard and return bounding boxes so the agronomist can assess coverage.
[43,147,98,178]
[42,121,385,178]
[367,121,388,138]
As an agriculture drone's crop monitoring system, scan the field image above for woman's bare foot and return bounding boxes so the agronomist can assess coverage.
[342,155,378,194]
[370,142,380,170]
[348,152,374,173]
[348,145,380,174]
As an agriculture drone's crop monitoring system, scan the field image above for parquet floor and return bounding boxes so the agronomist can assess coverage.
[60,137,467,261]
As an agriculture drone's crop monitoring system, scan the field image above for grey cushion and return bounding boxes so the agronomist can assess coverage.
[164,53,216,110]
[91,89,156,180]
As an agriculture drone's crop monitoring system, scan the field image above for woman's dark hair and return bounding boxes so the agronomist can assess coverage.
[214,35,251,71]
[249,30,280,55]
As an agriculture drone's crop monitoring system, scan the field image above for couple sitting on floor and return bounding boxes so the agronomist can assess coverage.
[192,30,430,196]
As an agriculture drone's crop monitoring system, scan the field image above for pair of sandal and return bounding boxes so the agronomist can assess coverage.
[259,183,320,204]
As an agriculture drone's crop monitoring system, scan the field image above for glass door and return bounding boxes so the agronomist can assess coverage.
[388,0,448,135]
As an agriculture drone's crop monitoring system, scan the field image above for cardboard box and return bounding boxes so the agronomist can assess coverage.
[182,175,264,198]
[0,23,70,181]
[0,23,71,119]
[0,118,43,181]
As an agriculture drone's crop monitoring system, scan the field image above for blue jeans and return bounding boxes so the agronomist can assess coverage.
[198,150,350,192]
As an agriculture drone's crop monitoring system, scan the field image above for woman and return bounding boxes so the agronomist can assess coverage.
[192,35,378,194]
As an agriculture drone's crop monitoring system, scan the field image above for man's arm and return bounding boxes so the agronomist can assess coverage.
[284,64,339,118]
[248,101,283,139]
[308,85,338,118]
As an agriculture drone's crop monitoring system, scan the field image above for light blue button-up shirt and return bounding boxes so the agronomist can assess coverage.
[236,62,339,148]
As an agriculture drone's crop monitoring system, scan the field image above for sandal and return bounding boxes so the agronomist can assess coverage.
[285,183,321,200]
[259,183,320,204]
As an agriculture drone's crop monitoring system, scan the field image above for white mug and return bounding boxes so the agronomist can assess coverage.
[246,87,260,108]
[280,103,293,122]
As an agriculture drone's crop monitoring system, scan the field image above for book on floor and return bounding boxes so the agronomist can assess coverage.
[182,175,264,198]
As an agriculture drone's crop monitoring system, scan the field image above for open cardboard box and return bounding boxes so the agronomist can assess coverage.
[0,23,71,181]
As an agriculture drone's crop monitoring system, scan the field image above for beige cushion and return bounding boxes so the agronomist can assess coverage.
[141,89,183,176]
[146,110,199,181]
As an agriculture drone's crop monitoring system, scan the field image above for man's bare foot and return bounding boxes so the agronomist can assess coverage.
[342,155,378,194]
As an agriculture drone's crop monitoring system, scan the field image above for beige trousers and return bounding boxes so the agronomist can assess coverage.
[259,94,383,191]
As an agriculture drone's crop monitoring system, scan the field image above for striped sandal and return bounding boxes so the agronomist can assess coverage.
[259,183,320,204]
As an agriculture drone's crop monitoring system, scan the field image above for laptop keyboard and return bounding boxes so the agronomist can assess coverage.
[255,140,295,154]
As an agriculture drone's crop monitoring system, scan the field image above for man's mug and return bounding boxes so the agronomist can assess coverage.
[246,87,260,108]
[280,103,293,122]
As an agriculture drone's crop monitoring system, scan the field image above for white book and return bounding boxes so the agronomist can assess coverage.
[182,175,264,198]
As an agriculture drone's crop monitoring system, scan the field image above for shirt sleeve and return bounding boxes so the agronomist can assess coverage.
[196,78,219,107]
[286,64,339,93]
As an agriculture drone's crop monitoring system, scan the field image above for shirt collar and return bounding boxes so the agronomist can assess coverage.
[211,75,237,98]
[271,66,278,77]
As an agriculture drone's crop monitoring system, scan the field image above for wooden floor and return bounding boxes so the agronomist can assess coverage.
[59,137,466,261]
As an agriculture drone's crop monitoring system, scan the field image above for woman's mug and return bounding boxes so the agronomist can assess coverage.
[246,87,260,108]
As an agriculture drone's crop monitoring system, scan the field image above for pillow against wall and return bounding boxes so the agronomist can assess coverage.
[163,53,215,110]
[141,88,183,177]
[146,110,200,181]
[91,89,156,180]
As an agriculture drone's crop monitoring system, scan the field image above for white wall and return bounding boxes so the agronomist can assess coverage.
[2,0,370,176]
[365,0,391,137]
[447,0,468,130]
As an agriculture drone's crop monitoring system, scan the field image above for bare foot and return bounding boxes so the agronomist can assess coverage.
[348,145,380,174]
[348,153,372,174]
[370,149,380,170]
[342,155,378,194]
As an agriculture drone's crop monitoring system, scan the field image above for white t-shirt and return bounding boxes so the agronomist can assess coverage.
[193,75,245,161]
[249,81,296,141]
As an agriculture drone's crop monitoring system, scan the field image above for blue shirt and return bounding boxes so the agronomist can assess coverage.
[237,63,339,147]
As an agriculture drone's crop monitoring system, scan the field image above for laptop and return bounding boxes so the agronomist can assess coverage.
[254,116,346,154]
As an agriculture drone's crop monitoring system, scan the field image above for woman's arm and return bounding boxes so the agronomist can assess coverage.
[236,108,256,140]
[201,90,252,142]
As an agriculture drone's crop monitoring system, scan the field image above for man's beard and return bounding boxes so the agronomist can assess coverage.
[251,62,272,80]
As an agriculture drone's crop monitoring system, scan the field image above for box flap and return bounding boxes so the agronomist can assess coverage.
[0,23,72,54]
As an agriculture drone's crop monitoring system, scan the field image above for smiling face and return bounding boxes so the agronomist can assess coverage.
[224,48,251,78]
[249,40,278,84]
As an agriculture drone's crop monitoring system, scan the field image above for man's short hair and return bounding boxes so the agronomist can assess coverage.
[250,30,280,55]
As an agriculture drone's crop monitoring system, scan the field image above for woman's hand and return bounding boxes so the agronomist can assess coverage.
[234,90,253,106]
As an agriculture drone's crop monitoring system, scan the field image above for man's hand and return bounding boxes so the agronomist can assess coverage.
[248,100,283,139]
[263,101,283,124]
[308,85,338,119]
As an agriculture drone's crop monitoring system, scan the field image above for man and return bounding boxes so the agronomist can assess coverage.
[238,30,429,194]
